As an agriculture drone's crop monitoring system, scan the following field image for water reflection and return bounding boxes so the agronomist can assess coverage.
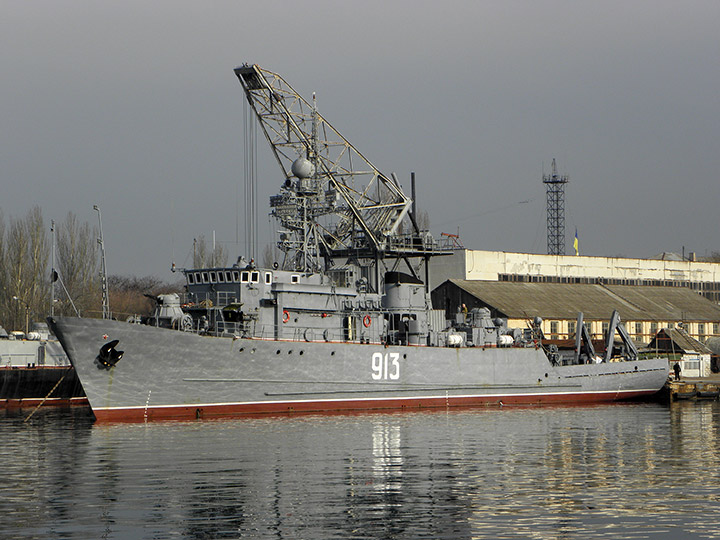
[3,403,720,538]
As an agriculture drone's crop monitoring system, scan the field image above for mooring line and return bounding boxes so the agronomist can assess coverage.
[24,367,73,423]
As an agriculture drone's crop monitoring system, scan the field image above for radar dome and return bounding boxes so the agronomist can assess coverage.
[291,158,315,179]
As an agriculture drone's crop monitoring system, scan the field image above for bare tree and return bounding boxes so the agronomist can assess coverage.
[0,207,48,330]
[26,206,49,315]
[0,210,7,328]
[56,211,100,317]
[108,274,182,320]
[192,235,228,268]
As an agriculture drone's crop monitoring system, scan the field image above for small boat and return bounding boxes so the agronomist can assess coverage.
[1,323,86,409]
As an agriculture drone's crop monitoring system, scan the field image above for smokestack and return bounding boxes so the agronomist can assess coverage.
[411,171,416,218]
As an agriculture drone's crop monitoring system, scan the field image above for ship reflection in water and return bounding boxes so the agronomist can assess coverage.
[2,402,720,539]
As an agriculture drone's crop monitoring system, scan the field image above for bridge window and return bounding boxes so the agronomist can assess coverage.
[201,272,209,284]
[187,273,195,284]
[217,271,225,283]
[232,270,240,282]
[265,272,272,284]
[291,275,300,284]
[209,271,217,283]
[241,271,250,283]
[251,271,260,283]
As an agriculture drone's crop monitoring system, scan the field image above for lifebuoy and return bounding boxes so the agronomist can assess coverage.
[282,310,290,323]
[363,315,371,328]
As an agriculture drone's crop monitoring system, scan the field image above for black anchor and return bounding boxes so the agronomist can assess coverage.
[96,339,124,370]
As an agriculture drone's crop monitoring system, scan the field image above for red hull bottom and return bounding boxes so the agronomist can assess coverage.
[1,397,89,410]
[92,389,660,423]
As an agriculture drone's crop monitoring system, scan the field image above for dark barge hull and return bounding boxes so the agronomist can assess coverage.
[0,366,88,409]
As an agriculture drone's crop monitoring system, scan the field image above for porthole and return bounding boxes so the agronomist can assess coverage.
[299,350,304,355]
[276,350,281,355]
[288,350,293,355]
[331,351,336,356]
[239,347,245,353]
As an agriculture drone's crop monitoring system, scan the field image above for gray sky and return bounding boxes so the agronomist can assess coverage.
[2,1,719,278]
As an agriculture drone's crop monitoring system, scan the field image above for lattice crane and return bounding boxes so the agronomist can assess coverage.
[234,64,416,272]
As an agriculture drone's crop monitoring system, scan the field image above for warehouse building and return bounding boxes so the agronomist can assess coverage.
[429,249,720,344]
[432,279,720,345]
[429,250,720,303]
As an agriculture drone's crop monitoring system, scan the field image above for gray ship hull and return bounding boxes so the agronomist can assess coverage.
[49,316,670,422]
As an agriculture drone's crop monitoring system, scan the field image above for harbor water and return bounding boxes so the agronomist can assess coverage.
[2,401,720,539]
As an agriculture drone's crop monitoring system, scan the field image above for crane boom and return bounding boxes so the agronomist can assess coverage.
[234,64,413,269]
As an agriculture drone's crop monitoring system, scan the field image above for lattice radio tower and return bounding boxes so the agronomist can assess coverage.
[543,158,569,255]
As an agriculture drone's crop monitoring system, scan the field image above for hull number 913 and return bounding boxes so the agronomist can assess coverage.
[371,352,400,380]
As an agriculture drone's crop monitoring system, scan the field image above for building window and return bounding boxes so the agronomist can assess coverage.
[635,322,643,338]
[713,323,719,336]
[650,322,658,338]
[698,323,706,342]
[568,320,576,339]
[550,321,559,339]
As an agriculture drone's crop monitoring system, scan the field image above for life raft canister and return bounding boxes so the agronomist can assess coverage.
[363,315,371,328]
[282,310,290,323]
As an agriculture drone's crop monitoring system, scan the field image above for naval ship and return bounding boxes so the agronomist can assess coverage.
[48,64,669,422]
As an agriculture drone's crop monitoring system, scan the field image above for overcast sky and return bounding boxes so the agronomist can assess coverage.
[2,1,719,278]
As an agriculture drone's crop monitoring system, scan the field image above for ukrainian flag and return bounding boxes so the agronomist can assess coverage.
[574,228,579,256]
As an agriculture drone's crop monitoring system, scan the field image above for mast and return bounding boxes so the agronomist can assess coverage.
[94,205,110,319]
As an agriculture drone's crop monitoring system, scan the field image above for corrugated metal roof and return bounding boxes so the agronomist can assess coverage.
[446,279,720,321]
[648,328,714,355]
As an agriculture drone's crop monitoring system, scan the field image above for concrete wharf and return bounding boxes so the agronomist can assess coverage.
[661,373,720,402]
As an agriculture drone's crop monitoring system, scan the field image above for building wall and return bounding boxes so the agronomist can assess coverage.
[528,318,720,344]
[465,250,720,283]
[428,250,720,302]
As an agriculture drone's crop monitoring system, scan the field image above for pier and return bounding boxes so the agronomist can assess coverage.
[661,374,720,401]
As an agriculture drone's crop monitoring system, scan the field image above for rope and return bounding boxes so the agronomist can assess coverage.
[23,367,74,423]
